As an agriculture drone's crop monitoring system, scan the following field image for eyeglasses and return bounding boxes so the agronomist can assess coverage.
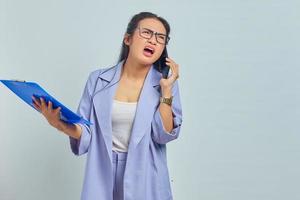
[137,26,170,45]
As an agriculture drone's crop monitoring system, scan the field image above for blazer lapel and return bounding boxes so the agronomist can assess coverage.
[91,61,162,162]
[128,65,161,151]
[92,62,123,163]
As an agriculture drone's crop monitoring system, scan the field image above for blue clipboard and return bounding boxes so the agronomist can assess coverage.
[0,79,92,125]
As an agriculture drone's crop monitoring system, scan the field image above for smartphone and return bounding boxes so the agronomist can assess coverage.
[154,48,169,79]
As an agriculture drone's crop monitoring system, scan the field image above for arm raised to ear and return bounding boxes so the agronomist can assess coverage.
[151,80,183,144]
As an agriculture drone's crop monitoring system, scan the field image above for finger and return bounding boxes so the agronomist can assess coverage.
[168,62,179,76]
[166,58,178,69]
[166,57,175,63]
[166,58,179,71]
[164,64,176,81]
[54,107,61,115]
[173,65,179,77]
[40,98,47,113]
[48,101,52,110]
[164,62,173,78]
[165,60,173,68]
[40,97,45,107]
[165,60,175,68]
[32,99,40,107]
[166,63,179,81]
[165,62,176,75]
[32,96,41,106]
[32,101,41,111]
[32,96,41,108]
[166,60,178,70]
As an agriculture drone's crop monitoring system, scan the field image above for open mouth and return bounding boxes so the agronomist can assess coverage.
[143,47,154,55]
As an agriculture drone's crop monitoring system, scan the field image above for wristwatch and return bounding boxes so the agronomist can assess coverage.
[160,96,173,106]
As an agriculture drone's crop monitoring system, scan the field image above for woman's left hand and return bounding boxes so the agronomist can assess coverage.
[159,57,180,95]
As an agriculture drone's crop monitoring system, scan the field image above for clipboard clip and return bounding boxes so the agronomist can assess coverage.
[11,79,26,82]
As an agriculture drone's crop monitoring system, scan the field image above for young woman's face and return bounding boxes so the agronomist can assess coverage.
[125,18,167,66]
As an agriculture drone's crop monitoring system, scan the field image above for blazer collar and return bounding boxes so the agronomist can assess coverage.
[98,60,161,89]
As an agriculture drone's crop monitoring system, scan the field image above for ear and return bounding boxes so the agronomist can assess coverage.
[123,33,131,46]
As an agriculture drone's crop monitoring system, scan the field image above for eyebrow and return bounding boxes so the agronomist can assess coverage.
[142,27,167,36]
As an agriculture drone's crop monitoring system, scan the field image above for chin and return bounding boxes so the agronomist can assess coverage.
[139,56,159,66]
[138,58,154,66]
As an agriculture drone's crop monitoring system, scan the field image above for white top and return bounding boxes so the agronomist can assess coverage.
[111,99,137,152]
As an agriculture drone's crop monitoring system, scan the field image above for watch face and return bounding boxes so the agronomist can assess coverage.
[160,97,172,105]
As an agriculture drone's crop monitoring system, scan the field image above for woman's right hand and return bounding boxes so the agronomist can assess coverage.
[32,96,65,131]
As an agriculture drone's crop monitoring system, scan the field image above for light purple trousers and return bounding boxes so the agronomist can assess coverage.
[112,150,128,200]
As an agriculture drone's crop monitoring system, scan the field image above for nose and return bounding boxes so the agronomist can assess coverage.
[147,34,157,45]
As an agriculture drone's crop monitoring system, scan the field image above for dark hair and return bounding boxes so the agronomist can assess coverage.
[118,12,171,63]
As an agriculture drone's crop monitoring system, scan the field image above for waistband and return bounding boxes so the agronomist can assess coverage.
[112,150,128,162]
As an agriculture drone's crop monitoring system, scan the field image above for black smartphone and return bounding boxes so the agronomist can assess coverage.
[154,48,169,79]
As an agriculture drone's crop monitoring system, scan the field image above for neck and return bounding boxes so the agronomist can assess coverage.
[121,57,151,81]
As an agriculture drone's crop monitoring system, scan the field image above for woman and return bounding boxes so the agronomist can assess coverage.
[32,11,183,200]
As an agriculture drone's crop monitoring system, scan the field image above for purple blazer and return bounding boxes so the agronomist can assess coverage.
[69,60,183,200]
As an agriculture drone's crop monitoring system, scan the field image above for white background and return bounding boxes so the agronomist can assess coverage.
[1,0,299,199]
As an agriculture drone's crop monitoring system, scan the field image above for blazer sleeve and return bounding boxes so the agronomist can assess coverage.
[69,70,100,156]
[151,80,183,144]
